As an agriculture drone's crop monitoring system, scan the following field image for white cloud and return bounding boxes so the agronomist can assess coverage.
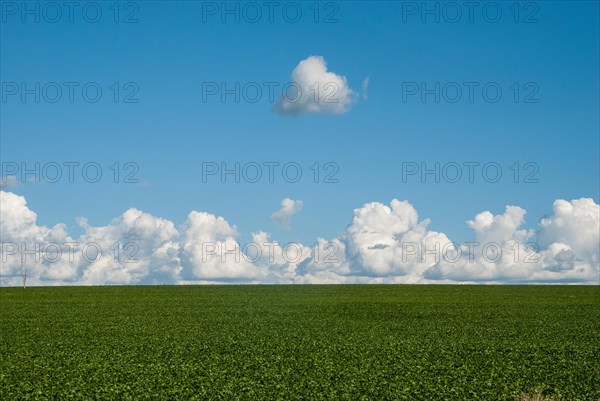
[0,176,18,189]
[77,208,180,285]
[274,56,356,115]
[466,205,533,244]
[422,198,599,283]
[538,198,599,262]
[179,211,258,280]
[1,191,75,285]
[362,76,369,99]
[249,231,311,282]
[1,191,598,286]
[271,198,303,227]
[0,191,69,244]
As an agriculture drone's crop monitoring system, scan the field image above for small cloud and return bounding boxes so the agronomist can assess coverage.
[76,217,89,229]
[0,176,18,189]
[362,76,369,99]
[274,56,356,115]
[271,198,303,227]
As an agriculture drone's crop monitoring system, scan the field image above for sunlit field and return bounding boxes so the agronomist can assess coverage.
[1,285,599,400]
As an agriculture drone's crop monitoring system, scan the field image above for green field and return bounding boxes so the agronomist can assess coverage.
[1,285,599,400]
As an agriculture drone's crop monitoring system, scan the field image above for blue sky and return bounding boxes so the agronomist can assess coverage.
[1,0,598,250]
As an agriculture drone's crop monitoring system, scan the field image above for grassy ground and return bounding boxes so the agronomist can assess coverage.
[1,285,598,400]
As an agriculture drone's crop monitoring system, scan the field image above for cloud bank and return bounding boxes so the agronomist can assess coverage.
[1,190,598,286]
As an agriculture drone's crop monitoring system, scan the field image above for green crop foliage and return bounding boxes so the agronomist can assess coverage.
[1,285,599,400]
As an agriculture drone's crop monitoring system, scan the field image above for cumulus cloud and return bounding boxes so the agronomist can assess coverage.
[422,199,599,283]
[466,205,533,245]
[1,191,74,285]
[271,198,303,227]
[1,190,598,286]
[274,56,356,115]
[179,211,258,281]
[538,198,600,262]
[77,208,180,285]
